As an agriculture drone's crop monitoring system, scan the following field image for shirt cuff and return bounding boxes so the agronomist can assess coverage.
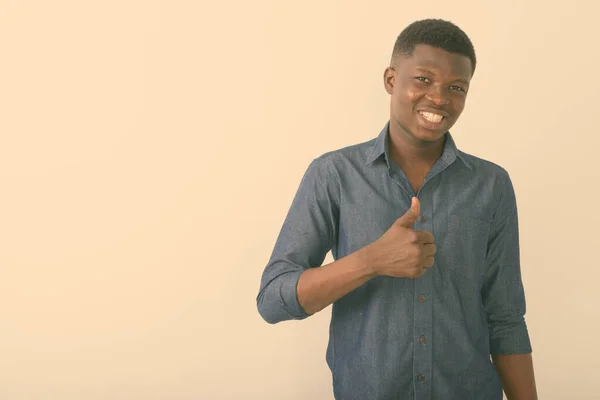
[489,321,533,355]
[279,270,311,320]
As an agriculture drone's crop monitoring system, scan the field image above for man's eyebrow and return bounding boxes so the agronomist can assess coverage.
[415,67,470,85]
[453,78,470,85]
[415,67,435,75]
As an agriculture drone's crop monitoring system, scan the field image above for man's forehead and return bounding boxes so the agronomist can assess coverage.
[401,45,473,78]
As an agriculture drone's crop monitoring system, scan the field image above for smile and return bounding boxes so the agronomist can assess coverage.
[418,111,445,124]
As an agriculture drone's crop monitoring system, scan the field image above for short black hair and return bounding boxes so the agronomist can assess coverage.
[392,19,476,73]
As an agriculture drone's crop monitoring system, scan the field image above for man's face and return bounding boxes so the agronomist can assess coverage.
[384,44,473,144]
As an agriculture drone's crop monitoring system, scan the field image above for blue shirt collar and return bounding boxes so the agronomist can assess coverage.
[365,121,472,170]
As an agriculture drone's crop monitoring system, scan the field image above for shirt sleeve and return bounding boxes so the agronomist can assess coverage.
[256,156,339,324]
[482,170,533,355]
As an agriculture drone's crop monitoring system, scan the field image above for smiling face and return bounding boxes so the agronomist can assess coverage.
[384,44,473,145]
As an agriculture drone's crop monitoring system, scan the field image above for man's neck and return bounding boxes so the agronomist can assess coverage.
[388,128,446,172]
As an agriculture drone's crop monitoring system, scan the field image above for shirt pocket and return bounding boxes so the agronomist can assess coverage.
[441,213,492,282]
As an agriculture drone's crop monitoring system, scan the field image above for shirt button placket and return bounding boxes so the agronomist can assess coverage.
[413,193,433,398]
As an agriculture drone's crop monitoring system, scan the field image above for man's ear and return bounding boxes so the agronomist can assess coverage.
[383,67,395,95]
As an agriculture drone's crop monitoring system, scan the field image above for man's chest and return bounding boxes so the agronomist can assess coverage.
[335,170,497,279]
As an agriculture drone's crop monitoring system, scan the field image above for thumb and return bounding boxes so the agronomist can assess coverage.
[395,197,420,228]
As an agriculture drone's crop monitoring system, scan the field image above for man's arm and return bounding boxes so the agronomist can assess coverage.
[492,354,537,400]
[297,197,430,314]
[256,157,340,324]
[482,170,537,399]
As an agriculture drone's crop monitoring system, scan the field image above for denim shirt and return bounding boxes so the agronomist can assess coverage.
[257,122,532,400]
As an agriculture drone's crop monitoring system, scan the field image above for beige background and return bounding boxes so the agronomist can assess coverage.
[0,1,598,399]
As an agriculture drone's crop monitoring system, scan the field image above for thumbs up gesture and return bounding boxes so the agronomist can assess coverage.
[363,197,436,279]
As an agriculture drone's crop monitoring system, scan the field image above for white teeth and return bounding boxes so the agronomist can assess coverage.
[420,111,443,123]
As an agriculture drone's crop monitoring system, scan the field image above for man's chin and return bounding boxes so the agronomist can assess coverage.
[413,127,446,143]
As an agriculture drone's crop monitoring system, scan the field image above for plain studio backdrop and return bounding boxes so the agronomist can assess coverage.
[0,1,599,399]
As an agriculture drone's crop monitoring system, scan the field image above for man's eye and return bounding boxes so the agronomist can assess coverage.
[450,85,465,92]
[416,77,430,83]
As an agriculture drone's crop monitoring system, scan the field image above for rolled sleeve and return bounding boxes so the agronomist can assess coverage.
[256,156,339,324]
[482,171,532,355]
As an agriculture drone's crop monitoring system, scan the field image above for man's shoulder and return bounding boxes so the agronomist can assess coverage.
[310,137,377,170]
[457,149,512,181]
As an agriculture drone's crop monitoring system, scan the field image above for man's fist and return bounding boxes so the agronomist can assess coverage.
[364,197,436,279]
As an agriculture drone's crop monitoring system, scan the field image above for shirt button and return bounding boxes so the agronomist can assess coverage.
[419,335,427,344]
[417,375,426,383]
[418,295,426,303]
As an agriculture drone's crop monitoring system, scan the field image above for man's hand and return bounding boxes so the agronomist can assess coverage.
[364,197,436,279]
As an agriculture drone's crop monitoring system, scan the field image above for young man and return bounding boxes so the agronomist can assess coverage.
[257,19,537,400]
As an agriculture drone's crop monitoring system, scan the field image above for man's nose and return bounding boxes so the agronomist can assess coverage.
[425,86,450,106]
